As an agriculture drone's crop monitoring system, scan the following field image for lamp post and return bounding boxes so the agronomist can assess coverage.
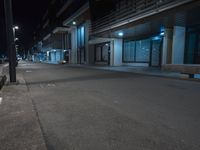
[13,26,19,59]
[4,0,16,82]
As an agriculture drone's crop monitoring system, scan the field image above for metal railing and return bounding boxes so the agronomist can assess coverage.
[91,0,194,34]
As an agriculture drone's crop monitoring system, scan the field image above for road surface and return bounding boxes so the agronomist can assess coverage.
[18,61,200,150]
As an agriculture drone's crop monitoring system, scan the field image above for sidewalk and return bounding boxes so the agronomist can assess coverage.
[88,65,182,78]
[0,71,47,150]
[64,64,191,79]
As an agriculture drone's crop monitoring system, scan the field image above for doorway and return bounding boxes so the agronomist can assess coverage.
[95,42,110,65]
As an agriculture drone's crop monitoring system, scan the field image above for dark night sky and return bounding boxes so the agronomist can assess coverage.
[0,0,49,56]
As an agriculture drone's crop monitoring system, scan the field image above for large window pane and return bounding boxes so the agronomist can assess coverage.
[185,33,196,64]
[81,26,85,47]
[77,25,85,48]
[77,28,81,47]
[123,41,135,61]
[136,39,150,62]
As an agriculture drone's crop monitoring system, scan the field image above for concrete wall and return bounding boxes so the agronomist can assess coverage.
[162,28,173,65]
[172,26,186,64]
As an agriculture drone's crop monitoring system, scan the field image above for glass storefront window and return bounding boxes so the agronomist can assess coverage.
[135,39,150,62]
[81,26,85,47]
[123,41,135,61]
[185,26,200,64]
[77,24,85,63]
[77,25,85,47]
[123,39,150,62]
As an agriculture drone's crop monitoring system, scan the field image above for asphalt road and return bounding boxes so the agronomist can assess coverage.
[18,61,200,150]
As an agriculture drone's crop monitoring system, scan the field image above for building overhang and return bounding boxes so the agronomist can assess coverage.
[42,27,70,41]
[63,2,89,26]
[88,37,115,45]
[43,34,51,41]
[56,0,73,18]
[52,27,70,34]
[92,0,198,35]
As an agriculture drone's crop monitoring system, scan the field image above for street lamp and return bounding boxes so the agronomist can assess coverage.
[13,25,19,38]
[13,25,19,30]
[14,37,19,41]
[13,25,19,62]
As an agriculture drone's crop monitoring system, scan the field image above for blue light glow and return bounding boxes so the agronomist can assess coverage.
[160,32,164,36]
[118,32,124,37]
[152,36,161,40]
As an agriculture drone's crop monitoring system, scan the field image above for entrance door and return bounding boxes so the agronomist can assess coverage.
[95,43,110,65]
[151,38,162,67]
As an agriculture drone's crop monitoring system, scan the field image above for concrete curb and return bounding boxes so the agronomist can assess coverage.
[0,75,7,90]
[0,63,8,90]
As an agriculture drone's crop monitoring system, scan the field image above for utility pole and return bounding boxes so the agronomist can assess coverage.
[4,0,16,82]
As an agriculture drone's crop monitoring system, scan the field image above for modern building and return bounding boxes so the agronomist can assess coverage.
[62,1,91,65]
[31,0,88,64]
[32,0,200,76]
[90,0,200,68]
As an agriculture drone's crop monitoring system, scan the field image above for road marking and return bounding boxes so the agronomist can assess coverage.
[47,83,56,87]
[0,97,2,104]
[26,70,32,73]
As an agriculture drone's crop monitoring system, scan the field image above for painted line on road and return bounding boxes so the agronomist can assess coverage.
[26,70,32,73]
[47,83,56,87]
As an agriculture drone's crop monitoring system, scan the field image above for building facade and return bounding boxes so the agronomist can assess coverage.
[90,0,200,68]
[31,0,200,75]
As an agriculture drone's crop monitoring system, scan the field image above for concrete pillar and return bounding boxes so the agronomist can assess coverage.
[113,38,123,66]
[71,27,77,64]
[162,28,173,64]
[172,26,186,64]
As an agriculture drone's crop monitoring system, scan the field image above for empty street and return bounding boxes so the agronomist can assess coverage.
[14,61,200,150]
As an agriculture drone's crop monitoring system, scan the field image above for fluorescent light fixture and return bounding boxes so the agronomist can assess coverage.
[14,26,19,30]
[118,32,124,37]
[160,32,164,36]
[105,43,109,46]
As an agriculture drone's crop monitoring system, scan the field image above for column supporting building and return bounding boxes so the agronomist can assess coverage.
[171,26,186,64]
